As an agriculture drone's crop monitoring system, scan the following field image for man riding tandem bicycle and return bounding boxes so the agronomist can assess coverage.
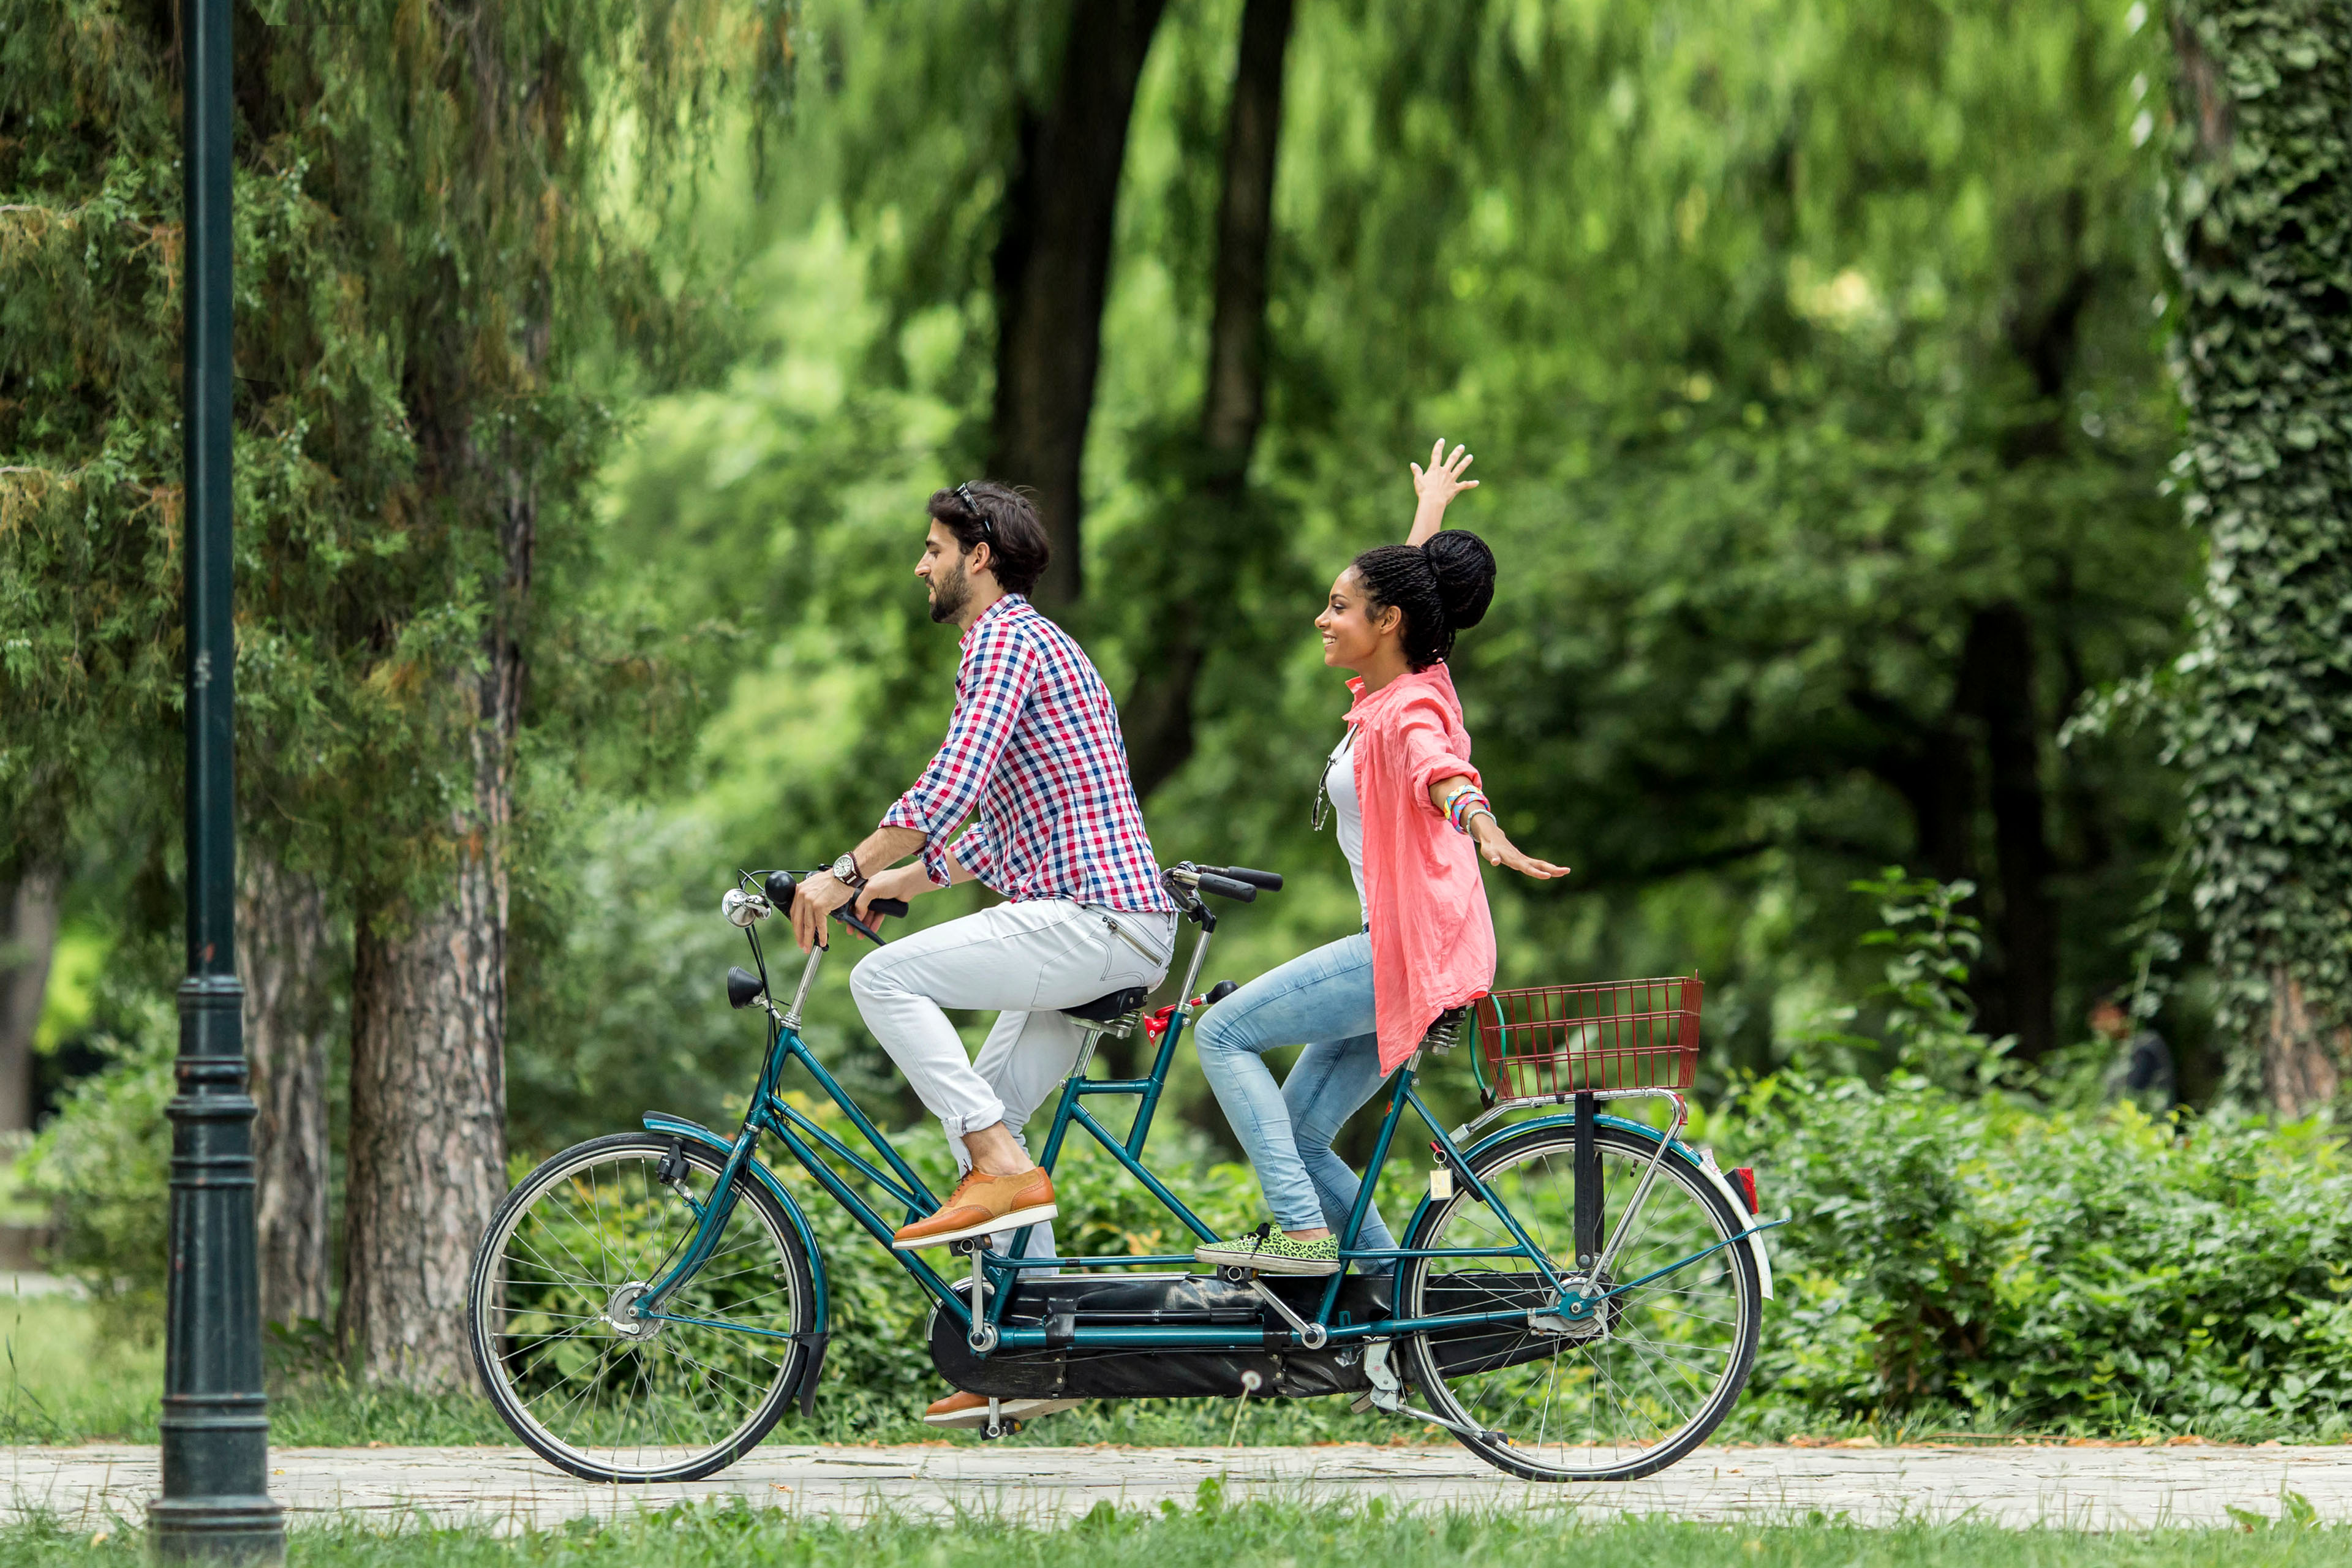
[462,455,1779,1486]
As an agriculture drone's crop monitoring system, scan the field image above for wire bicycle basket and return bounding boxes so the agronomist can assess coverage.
[1470,976,1704,1104]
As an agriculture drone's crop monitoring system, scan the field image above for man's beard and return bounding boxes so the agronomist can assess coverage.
[927,557,970,624]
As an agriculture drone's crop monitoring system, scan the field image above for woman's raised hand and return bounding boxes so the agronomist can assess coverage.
[1469,817,1570,881]
[1414,439,1477,499]
[1407,439,1477,545]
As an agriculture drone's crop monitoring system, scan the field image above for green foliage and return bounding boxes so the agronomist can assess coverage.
[603,0,2198,1106]
[9,999,175,1343]
[1798,869,2018,1090]
[2163,0,2352,1097]
[0,0,790,905]
[1725,875,2352,1439]
[1741,1075,2352,1438]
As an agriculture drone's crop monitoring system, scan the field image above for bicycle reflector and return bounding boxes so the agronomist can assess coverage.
[1730,1166,1758,1215]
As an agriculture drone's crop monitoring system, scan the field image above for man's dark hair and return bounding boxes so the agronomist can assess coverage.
[1349,531,1498,671]
[927,481,1050,597]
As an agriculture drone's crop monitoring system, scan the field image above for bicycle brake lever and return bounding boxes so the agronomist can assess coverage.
[829,898,911,946]
[832,910,884,944]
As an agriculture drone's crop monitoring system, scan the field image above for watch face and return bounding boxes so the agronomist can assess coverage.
[833,855,859,881]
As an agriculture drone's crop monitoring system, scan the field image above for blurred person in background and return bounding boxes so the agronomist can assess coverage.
[2093,988,2176,1114]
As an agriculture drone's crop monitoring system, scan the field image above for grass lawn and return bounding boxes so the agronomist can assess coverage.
[6,1499,2348,1567]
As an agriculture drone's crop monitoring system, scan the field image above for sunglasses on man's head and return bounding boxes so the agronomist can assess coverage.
[955,483,993,541]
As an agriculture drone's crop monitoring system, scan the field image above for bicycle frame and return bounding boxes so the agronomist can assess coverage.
[629,905,1743,1362]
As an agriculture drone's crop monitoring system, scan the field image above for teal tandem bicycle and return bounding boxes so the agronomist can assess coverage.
[466,861,1777,1484]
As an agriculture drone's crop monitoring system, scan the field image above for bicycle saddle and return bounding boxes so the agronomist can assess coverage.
[1062,986,1149,1023]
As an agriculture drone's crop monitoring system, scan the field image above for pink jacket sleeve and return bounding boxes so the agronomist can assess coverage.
[1393,693,1480,815]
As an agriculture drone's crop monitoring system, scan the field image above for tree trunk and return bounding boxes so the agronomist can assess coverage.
[1957,603,2058,1060]
[341,818,511,1386]
[341,469,532,1386]
[237,856,335,1329]
[0,870,59,1136]
[2261,971,2345,1118]
[1121,0,1294,797]
[988,0,1169,606]
[1878,725,1977,895]
[2167,1,2352,1115]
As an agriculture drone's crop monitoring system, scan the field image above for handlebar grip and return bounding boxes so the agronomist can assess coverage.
[1193,871,1258,903]
[865,898,911,919]
[1205,865,1283,891]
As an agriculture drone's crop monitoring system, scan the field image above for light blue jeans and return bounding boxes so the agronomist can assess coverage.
[1193,932,1398,1257]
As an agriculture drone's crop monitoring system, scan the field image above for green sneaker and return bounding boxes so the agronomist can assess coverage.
[1194,1223,1341,1276]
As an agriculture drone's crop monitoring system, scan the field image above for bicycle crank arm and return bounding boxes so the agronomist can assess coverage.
[1248,1278,1328,1349]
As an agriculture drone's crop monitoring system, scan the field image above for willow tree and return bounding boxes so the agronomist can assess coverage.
[0,0,787,1382]
[2168,0,2352,1117]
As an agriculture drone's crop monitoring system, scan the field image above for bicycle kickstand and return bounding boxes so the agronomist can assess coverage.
[1355,1339,1506,1447]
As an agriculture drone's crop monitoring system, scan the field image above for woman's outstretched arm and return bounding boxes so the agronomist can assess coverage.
[1431,775,1570,881]
[1405,438,1478,545]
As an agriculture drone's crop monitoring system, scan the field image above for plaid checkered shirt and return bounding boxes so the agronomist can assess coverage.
[881,595,1175,914]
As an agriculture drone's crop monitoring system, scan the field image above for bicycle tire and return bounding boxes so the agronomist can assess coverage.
[466,1132,816,1483]
[1399,1120,1761,1482]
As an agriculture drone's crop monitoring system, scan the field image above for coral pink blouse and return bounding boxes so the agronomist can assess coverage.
[1344,665,1498,1071]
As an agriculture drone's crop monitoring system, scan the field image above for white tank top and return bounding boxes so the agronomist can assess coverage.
[1324,728,1369,922]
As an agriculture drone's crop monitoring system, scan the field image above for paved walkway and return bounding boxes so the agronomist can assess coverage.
[7,1442,2350,1532]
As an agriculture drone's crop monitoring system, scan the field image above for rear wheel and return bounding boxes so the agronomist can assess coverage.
[466,1133,816,1482]
[1400,1121,1760,1482]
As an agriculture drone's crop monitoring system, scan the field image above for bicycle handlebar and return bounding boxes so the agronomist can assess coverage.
[1193,871,1257,903]
[1202,865,1283,891]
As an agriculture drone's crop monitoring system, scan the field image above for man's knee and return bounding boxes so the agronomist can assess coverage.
[849,946,906,1009]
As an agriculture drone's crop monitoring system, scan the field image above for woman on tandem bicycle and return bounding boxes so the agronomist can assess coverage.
[464,447,1776,1488]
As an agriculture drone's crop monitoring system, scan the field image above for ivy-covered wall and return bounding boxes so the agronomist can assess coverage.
[2166,0,2352,1114]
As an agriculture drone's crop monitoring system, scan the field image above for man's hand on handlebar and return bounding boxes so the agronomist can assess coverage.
[854,864,934,928]
[790,870,858,952]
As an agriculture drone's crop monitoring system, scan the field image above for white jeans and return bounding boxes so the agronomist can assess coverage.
[849,899,1175,1257]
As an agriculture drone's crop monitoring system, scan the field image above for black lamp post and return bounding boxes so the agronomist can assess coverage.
[149,0,284,1558]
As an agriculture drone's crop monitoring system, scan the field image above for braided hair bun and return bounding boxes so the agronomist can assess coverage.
[1349,530,1499,671]
[1423,530,1496,632]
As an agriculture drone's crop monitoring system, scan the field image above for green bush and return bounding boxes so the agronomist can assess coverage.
[10,998,175,1344]
[1711,871,2352,1441]
[1727,1076,2352,1439]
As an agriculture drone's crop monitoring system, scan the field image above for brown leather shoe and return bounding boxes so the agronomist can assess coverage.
[891,1167,1058,1249]
[922,1389,1083,1430]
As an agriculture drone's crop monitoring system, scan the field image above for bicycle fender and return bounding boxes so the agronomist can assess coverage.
[641,1113,836,1395]
[1417,1112,1773,1302]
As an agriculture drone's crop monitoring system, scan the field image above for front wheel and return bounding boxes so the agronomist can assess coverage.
[466,1132,816,1482]
[1400,1120,1761,1482]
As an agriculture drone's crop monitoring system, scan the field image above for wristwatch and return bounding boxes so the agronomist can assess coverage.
[829,853,867,890]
